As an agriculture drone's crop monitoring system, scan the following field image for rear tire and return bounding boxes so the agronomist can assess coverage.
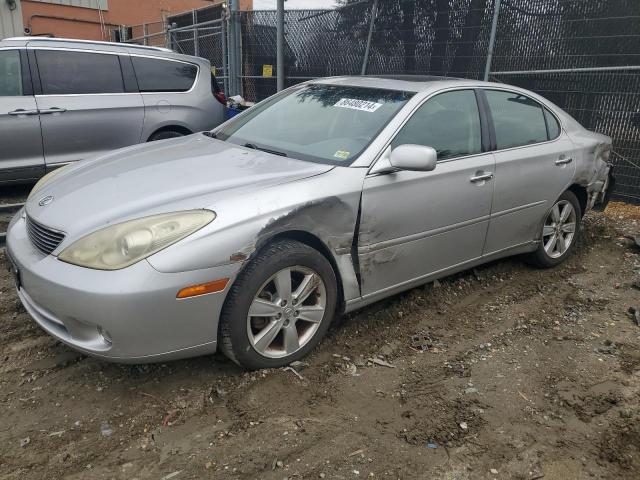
[529,190,581,268]
[219,239,337,370]
[148,130,185,141]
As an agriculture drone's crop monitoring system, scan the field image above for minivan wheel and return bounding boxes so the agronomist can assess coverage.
[219,239,337,370]
[530,190,581,268]
[148,130,185,141]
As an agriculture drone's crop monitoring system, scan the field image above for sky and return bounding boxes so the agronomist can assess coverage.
[253,0,338,9]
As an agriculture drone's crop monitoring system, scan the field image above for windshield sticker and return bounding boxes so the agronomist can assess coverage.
[334,150,351,160]
[334,98,383,113]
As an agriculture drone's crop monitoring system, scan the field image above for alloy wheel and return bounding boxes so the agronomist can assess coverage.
[542,200,577,258]
[246,266,326,359]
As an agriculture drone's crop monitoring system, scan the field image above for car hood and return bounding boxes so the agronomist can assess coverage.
[26,134,333,237]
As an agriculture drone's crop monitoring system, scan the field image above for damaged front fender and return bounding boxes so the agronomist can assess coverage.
[148,166,367,304]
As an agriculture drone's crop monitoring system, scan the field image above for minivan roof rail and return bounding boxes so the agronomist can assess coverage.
[4,37,174,53]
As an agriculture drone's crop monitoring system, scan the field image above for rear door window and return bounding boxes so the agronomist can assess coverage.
[485,90,549,149]
[0,50,23,96]
[36,50,125,95]
[132,56,198,92]
[391,89,482,160]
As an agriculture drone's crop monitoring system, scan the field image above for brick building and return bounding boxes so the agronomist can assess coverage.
[15,0,252,41]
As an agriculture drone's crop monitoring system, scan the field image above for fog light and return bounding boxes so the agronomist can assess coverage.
[97,326,113,345]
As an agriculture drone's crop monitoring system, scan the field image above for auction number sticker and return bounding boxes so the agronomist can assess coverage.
[334,98,383,112]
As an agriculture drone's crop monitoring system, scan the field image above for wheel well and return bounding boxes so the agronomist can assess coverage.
[148,125,192,141]
[568,184,588,216]
[265,230,345,312]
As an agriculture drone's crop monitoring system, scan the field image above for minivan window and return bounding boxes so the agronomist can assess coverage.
[36,50,125,95]
[132,57,198,92]
[485,90,548,149]
[391,89,482,160]
[544,108,561,139]
[0,50,23,96]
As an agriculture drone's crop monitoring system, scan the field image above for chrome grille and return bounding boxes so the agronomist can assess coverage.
[26,216,65,255]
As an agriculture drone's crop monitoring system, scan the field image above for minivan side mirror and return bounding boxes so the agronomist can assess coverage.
[389,144,437,172]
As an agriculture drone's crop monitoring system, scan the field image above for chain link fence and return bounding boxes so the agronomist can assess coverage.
[121,0,640,203]
[123,21,168,48]
[486,0,640,203]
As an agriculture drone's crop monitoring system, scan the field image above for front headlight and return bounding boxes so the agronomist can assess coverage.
[58,210,216,270]
[28,166,69,200]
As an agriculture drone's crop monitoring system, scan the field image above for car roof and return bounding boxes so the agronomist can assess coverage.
[312,75,499,93]
[0,37,204,63]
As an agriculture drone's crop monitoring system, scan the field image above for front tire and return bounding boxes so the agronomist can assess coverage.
[530,190,581,268]
[219,240,337,370]
[148,130,185,141]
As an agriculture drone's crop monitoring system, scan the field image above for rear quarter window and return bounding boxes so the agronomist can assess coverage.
[544,108,561,140]
[132,56,198,93]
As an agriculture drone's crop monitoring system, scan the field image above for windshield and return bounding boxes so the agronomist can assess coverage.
[215,84,414,165]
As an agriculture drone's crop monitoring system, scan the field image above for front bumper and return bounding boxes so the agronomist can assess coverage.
[6,212,241,363]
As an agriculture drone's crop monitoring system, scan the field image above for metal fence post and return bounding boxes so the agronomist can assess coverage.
[192,10,200,57]
[361,0,378,76]
[276,0,285,91]
[227,1,237,96]
[143,23,149,45]
[221,13,229,96]
[228,0,242,96]
[484,0,501,81]
[165,23,171,49]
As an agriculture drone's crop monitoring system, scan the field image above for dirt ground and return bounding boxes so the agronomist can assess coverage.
[0,185,29,235]
[1,199,639,480]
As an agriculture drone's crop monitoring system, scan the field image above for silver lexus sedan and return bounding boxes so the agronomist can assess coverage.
[6,76,613,370]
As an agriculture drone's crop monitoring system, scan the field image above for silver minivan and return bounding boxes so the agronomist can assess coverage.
[0,37,227,184]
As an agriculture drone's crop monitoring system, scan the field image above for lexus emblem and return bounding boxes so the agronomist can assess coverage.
[38,195,54,206]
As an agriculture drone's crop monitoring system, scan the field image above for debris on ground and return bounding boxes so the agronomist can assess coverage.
[215,384,226,399]
[289,360,309,370]
[409,332,443,352]
[342,363,359,376]
[160,471,182,480]
[162,409,179,427]
[368,357,396,368]
[100,422,113,437]
[282,366,304,380]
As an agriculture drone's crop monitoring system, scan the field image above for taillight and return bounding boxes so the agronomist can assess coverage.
[214,91,227,106]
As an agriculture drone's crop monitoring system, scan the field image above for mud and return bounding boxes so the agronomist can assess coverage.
[1,199,639,479]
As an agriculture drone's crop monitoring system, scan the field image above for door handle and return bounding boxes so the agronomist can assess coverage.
[8,109,40,116]
[470,172,494,183]
[39,107,67,115]
[555,157,573,165]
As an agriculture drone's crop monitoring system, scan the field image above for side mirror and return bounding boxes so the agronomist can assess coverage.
[390,144,437,172]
